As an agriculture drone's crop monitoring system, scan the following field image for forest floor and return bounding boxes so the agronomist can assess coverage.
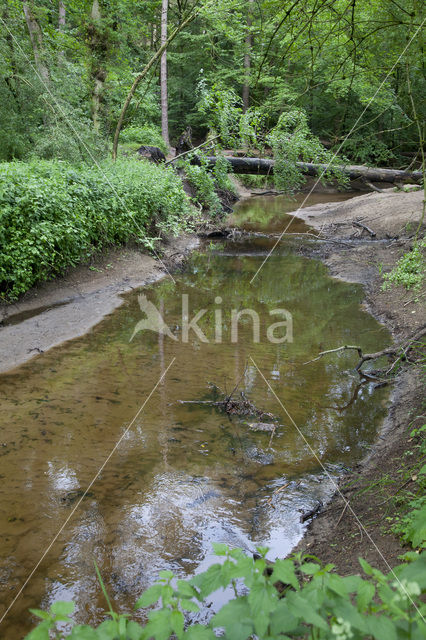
[293,187,425,572]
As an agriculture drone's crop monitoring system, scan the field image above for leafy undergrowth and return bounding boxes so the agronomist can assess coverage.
[0,158,195,300]
[382,238,425,292]
[26,546,426,639]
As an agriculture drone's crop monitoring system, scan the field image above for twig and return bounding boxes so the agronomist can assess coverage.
[335,501,349,527]
[303,325,426,373]
[352,221,376,237]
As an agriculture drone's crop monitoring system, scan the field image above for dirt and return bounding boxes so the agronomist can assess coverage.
[292,187,425,573]
[0,235,198,373]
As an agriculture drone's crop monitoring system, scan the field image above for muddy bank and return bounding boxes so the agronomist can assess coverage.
[0,235,199,373]
[292,187,425,571]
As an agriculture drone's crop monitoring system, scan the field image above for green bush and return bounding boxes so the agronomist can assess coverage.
[382,239,425,291]
[25,547,426,639]
[182,155,222,216]
[120,125,169,154]
[0,158,192,299]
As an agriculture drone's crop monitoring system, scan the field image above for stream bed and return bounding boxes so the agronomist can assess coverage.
[0,193,391,637]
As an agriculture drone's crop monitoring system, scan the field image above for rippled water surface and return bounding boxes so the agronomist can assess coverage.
[0,194,390,637]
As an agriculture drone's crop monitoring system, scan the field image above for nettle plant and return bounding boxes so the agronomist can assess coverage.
[26,546,426,640]
[267,109,349,193]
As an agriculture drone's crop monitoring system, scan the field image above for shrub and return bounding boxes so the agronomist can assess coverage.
[120,125,169,154]
[25,546,426,639]
[0,158,192,299]
[382,239,425,291]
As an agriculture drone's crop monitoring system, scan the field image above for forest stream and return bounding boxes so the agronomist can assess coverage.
[0,193,392,636]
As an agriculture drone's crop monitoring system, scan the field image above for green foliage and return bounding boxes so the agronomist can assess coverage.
[391,422,426,549]
[182,154,223,216]
[25,546,426,639]
[268,109,349,193]
[196,83,265,150]
[382,239,425,291]
[120,125,168,154]
[0,158,192,300]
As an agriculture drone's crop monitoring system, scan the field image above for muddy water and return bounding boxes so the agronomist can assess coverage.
[0,196,390,637]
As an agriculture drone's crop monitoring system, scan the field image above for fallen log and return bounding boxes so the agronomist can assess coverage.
[195,156,423,184]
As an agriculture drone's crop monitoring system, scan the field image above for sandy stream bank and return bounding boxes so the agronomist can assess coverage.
[0,187,424,573]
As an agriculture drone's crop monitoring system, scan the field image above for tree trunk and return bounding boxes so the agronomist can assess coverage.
[198,156,424,183]
[89,0,105,133]
[58,0,66,31]
[242,0,254,113]
[112,9,197,160]
[22,0,50,85]
[160,0,170,149]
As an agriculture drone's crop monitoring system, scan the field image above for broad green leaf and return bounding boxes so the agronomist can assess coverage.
[191,564,227,599]
[325,573,349,597]
[366,615,398,640]
[299,562,321,576]
[134,584,163,609]
[176,579,198,599]
[357,580,375,611]
[50,600,75,616]
[158,570,174,581]
[171,610,184,639]
[143,609,172,640]
[184,624,215,639]
[180,599,200,612]
[212,543,229,556]
[68,625,98,640]
[212,597,253,640]
[359,557,374,576]
[271,559,299,590]
[285,591,328,630]
[24,621,51,640]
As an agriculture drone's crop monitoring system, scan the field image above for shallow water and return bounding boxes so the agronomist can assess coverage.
[227,191,355,233]
[0,195,390,637]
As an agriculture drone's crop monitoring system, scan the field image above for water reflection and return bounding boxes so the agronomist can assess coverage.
[0,215,390,636]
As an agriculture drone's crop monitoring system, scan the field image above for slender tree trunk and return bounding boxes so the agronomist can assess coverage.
[58,0,66,31]
[89,0,106,133]
[160,0,170,149]
[242,0,254,112]
[22,0,50,85]
[112,9,197,160]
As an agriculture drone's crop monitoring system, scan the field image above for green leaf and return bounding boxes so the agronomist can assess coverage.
[359,557,374,576]
[248,582,277,636]
[180,599,200,612]
[158,570,174,581]
[171,610,184,639]
[271,559,299,590]
[212,543,229,556]
[285,591,328,630]
[50,600,75,616]
[183,624,215,639]
[357,580,375,611]
[300,562,321,576]
[134,584,163,609]
[28,609,51,621]
[212,597,253,640]
[24,621,52,640]
[176,579,198,599]
[325,573,349,597]
[191,564,227,599]
[366,615,398,640]
[68,626,98,639]
[143,609,172,640]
